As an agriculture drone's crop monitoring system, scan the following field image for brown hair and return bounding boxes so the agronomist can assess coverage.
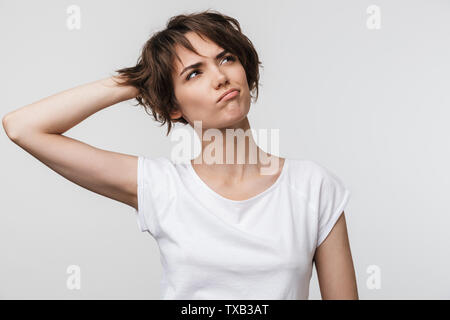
[113,9,263,136]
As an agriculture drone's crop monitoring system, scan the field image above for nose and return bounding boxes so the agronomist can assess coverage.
[212,66,229,89]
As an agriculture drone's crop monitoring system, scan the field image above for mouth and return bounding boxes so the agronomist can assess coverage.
[217,89,240,102]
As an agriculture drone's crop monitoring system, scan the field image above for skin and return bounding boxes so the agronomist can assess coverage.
[314,213,359,299]
[170,32,285,200]
[171,32,359,299]
[2,31,358,300]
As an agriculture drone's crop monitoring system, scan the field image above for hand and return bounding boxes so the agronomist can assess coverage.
[109,76,139,101]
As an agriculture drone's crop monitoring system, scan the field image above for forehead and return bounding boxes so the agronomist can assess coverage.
[173,32,224,71]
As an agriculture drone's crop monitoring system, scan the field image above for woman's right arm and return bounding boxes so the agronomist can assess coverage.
[2,76,141,210]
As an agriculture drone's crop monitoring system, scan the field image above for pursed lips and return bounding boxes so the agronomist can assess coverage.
[217,89,239,102]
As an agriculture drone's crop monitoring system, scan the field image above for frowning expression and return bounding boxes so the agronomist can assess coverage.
[171,32,251,130]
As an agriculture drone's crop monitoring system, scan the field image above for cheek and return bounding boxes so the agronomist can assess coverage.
[184,88,209,106]
[177,88,213,117]
[236,68,249,88]
[175,86,197,104]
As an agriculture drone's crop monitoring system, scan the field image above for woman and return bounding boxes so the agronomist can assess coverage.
[2,10,358,300]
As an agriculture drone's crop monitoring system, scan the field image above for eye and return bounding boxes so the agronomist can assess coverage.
[186,69,201,81]
[223,55,236,63]
[185,55,236,81]
[221,55,236,66]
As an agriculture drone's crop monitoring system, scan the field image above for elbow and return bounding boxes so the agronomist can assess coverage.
[2,113,14,139]
[2,112,24,142]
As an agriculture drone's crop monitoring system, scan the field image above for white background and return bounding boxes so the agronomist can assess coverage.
[1,0,449,299]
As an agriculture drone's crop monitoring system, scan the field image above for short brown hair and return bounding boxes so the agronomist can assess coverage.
[113,9,263,136]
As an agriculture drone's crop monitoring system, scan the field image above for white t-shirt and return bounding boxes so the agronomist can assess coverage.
[134,156,351,300]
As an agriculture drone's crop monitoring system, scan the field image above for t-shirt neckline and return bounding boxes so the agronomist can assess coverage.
[187,158,289,205]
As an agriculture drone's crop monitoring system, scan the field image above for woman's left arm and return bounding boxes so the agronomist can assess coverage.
[313,212,359,299]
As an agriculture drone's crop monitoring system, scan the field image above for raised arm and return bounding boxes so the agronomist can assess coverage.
[2,76,141,210]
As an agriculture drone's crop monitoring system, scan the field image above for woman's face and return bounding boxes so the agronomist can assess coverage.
[171,32,251,130]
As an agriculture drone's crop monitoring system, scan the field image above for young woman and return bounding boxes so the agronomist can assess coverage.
[2,10,358,300]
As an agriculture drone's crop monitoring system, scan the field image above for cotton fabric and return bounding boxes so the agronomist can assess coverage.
[134,156,351,299]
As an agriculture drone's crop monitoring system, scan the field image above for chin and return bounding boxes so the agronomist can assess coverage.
[221,113,248,129]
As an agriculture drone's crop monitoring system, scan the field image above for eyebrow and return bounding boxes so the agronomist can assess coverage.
[179,49,229,77]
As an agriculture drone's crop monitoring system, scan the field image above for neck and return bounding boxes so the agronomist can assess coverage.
[191,117,281,179]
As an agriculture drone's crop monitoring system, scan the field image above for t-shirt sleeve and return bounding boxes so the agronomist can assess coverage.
[134,155,170,237]
[315,165,351,248]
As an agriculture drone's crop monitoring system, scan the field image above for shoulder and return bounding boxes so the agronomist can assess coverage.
[285,158,337,189]
[138,155,182,174]
[137,155,182,189]
[285,158,349,208]
[139,155,173,166]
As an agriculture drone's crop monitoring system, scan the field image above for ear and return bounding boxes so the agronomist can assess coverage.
[170,110,183,120]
